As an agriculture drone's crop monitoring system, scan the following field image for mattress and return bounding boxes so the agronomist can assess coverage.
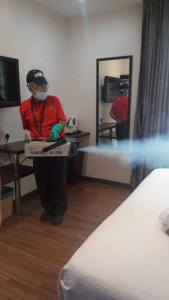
[58,169,169,300]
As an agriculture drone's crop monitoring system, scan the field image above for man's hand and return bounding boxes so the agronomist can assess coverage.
[24,130,31,141]
[109,111,119,122]
[49,123,62,142]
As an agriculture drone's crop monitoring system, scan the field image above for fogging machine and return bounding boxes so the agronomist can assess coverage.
[24,138,79,158]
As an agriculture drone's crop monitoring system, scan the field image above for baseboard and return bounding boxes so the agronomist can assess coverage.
[81,176,131,189]
[21,189,38,201]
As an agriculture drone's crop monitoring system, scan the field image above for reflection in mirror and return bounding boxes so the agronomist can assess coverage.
[97,56,132,145]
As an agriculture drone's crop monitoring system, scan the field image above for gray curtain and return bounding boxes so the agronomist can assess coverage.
[132,0,169,188]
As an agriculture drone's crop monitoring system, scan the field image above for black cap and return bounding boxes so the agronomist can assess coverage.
[120,82,129,92]
[26,69,48,85]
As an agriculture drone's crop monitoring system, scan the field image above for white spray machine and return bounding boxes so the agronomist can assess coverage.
[25,138,79,158]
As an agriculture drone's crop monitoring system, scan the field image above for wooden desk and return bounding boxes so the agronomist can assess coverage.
[0,132,90,214]
[99,123,116,139]
[99,123,116,131]
[0,141,33,214]
[66,132,90,184]
[66,131,90,139]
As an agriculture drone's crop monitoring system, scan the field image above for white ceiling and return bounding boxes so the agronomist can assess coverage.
[33,0,142,18]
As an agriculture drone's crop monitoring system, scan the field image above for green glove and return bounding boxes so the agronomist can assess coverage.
[49,124,62,142]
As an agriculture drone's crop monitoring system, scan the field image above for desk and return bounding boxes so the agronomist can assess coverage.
[0,141,34,214]
[0,132,90,215]
[99,123,116,139]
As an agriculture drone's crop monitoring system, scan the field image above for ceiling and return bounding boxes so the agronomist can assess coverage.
[33,0,142,18]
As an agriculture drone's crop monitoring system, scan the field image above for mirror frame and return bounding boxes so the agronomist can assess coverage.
[96,55,133,144]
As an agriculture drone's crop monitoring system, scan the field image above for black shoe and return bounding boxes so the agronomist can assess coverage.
[51,215,64,225]
[40,211,50,222]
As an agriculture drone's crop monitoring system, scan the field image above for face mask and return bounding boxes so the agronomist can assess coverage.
[34,92,48,101]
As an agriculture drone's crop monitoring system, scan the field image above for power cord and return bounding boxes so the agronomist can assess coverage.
[3,133,13,165]
[5,133,10,144]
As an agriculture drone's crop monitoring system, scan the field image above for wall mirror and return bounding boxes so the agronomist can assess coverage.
[96,56,133,145]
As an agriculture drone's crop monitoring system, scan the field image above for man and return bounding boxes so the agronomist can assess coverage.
[20,69,67,225]
[110,82,129,141]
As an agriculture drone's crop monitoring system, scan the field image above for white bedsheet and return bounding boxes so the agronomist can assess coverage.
[58,169,169,300]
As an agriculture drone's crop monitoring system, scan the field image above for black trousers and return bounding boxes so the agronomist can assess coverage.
[33,157,67,217]
[116,122,129,141]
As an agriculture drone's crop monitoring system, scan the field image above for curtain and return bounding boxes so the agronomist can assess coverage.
[132,0,169,188]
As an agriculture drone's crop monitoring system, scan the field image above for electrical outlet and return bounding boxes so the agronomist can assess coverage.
[3,130,10,141]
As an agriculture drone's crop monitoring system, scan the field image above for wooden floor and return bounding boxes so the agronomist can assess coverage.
[0,181,130,300]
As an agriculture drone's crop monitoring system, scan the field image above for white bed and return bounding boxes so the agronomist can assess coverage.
[58,169,169,300]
